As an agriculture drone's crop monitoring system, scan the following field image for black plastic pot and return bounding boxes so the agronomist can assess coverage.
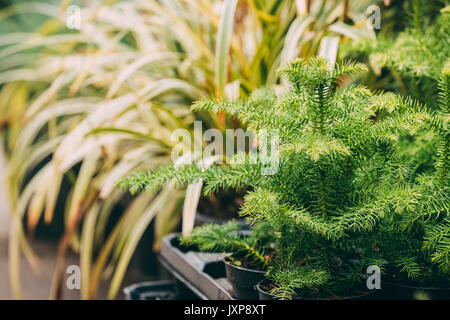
[124,280,177,300]
[255,281,279,300]
[255,280,375,300]
[380,280,450,300]
[123,280,200,300]
[224,259,266,300]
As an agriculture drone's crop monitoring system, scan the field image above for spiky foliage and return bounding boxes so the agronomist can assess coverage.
[435,71,450,186]
[344,2,449,102]
[0,0,378,299]
[339,4,450,282]
[390,71,450,279]
[266,262,330,300]
[343,3,449,182]
[179,221,274,269]
[375,2,449,80]
[122,57,449,298]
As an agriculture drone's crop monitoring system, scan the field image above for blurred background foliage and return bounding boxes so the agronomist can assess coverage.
[0,0,415,299]
[342,0,449,178]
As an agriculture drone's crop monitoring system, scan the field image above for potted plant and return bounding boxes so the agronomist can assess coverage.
[361,70,449,300]
[179,221,274,299]
[340,4,450,299]
[121,57,445,300]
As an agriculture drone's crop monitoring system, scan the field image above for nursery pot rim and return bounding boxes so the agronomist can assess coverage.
[382,279,450,291]
[223,256,267,275]
[255,280,282,300]
[224,256,267,300]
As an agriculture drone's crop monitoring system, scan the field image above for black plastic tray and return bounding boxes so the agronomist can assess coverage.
[123,280,201,300]
[159,233,234,300]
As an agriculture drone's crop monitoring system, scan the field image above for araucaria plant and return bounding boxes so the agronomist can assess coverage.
[121,57,449,299]
[179,222,274,270]
[371,70,449,284]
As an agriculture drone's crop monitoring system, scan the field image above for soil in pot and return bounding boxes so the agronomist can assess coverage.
[224,256,267,300]
[255,281,279,300]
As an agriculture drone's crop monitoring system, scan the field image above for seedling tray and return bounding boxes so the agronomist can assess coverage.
[159,233,235,300]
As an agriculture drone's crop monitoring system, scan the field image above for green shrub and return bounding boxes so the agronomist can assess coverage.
[122,57,449,298]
